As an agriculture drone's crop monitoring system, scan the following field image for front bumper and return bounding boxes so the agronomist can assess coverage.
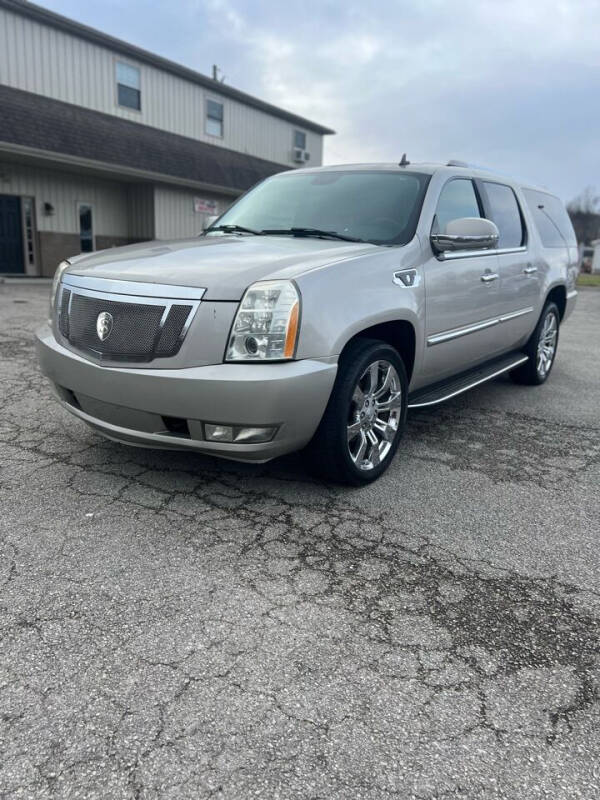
[36,324,337,462]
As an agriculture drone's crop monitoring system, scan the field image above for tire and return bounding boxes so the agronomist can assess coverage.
[305,338,408,485]
[510,301,560,386]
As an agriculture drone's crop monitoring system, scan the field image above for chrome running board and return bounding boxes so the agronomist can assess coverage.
[407,352,528,409]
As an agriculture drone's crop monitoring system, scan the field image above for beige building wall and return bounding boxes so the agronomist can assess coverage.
[0,160,238,274]
[0,159,134,274]
[153,186,232,240]
[0,6,325,168]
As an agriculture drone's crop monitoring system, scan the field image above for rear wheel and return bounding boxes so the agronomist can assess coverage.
[306,339,408,485]
[510,302,560,385]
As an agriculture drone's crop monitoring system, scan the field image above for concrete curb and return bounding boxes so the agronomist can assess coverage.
[0,277,52,285]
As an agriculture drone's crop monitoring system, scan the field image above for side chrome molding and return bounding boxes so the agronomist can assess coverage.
[428,316,498,346]
[439,246,527,262]
[427,307,534,346]
[499,306,534,323]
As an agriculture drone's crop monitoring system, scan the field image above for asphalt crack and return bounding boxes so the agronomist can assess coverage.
[1,284,599,799]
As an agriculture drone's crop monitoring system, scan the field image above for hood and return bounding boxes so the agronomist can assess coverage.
[66,235,378,300]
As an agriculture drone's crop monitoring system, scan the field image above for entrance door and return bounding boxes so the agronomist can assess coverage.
[0,195,24,274]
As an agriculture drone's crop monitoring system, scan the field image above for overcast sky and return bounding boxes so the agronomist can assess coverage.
[44,0,600,202]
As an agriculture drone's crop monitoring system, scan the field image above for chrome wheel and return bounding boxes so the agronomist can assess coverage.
[347,360,402,471]
[536,310,558,378]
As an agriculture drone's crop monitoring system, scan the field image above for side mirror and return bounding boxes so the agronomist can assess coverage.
[431,217,499,254]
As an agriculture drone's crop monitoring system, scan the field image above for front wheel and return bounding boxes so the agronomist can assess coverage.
[305,339,408,485]
[510,301,560,385]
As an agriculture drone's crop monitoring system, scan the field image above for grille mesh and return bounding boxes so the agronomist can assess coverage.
[58,289,71,338]
[59,292,194,361]
[155,304,192,356]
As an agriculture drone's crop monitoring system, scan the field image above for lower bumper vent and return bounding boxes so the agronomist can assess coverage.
[161,416,191,438]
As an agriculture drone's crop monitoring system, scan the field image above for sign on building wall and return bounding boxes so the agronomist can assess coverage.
[194,197,218,214]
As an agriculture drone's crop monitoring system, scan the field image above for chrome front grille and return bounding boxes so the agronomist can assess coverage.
[56,277,203,363]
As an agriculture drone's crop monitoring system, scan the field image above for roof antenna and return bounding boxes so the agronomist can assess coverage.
[212,64,226,83]
[399,153,410,167]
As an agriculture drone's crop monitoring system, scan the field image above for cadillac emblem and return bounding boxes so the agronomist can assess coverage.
[96,311,113,342]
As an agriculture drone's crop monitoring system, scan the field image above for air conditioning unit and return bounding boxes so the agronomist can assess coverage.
[292,148,310,164]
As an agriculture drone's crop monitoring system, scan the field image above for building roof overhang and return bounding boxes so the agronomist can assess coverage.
[0,85,286,194]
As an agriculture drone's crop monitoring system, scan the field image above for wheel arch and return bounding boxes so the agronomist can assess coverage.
[339,319,417,383]
[545,284,567,320]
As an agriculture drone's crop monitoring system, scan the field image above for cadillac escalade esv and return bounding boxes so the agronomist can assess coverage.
[36,161,578,484]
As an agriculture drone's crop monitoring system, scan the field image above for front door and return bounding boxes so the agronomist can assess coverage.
[0,195,24,274]
[422,177,505,383]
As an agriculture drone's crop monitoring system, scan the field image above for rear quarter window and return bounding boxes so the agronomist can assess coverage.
[522,189,577,248]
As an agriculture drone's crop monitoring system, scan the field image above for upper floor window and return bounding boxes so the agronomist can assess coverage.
[434,179,481,233]
[482,182,524,248]
[294,130,307,150]
[116,62,141,110]
[206,99,224,137]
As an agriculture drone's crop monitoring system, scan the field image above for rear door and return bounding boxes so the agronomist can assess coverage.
[477,180,537,348]
[422,177,504,383]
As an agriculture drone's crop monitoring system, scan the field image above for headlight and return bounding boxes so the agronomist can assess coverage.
[50,260,70,312]
[226,280,300,361]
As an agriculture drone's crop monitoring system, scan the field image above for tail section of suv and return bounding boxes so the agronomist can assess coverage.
[36,161,577,484]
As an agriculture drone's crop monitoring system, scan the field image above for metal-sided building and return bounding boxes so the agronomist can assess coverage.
[0,0,334,276]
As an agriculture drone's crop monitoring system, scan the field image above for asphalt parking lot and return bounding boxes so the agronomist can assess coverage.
[1,282,599,799]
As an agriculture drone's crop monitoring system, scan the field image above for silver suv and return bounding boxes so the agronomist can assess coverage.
[36,161,578,484]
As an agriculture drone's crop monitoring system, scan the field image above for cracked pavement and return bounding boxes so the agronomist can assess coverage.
[1,282,599,799]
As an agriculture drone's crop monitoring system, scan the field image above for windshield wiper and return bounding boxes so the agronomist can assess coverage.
[205,224,263,236]
[262,227,364,243]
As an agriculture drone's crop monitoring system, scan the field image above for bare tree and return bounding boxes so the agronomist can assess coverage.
[568,186,600,245]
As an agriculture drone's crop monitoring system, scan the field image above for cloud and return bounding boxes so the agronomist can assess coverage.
[43,0,600,200]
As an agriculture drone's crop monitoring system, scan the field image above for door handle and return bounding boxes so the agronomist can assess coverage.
[523,265,538,275]
[480,273,499,283]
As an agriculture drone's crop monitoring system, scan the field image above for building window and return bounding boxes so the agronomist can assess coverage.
[116,62,141,110]
[79,204,94,253]
[206,99,224,137]
[294,130,307,150]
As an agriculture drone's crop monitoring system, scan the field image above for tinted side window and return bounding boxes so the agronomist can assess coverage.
[434,179,481,232]
[523,189,576,248]
[483,182,524,248]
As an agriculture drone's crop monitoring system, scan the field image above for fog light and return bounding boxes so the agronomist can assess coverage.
[204,423,277,444]
[205,424,234,442]
[233,426,276,443]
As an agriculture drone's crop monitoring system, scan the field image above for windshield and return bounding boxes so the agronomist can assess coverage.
[208,170,431,246]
